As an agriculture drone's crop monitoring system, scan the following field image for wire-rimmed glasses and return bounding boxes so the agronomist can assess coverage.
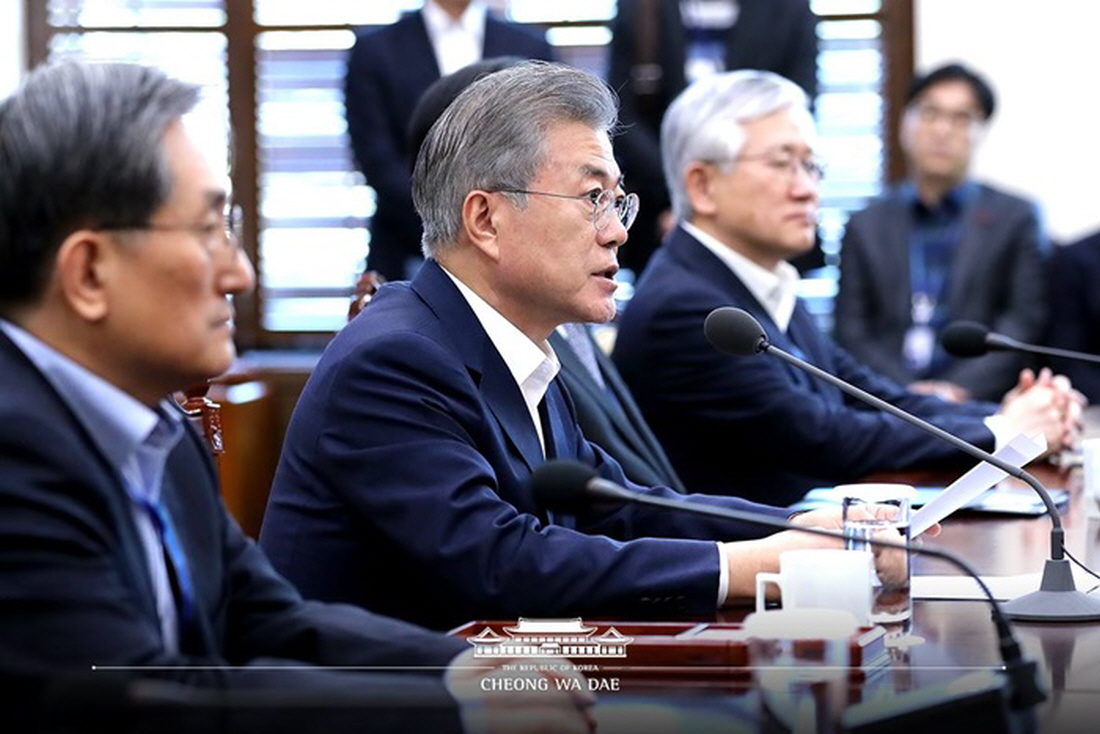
[493,188,639,233]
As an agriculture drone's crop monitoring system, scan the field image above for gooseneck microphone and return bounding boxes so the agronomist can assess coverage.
[529,460,1044,723]
[941,320,1100,365]
[703,306,1100,622]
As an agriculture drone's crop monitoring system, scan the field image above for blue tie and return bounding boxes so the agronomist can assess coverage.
[136,495,195,626]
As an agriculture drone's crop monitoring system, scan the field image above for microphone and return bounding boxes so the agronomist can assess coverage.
[703,306,1100,623]
[529,461,1044,724]
[941,320,1100,365]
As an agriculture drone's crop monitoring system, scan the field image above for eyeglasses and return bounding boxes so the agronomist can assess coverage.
[909,104,985,132]
[493,188,639,233]
[733,151,826,182]
[95,204,244,257]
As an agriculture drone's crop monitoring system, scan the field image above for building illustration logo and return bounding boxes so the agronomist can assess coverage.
[467,618,634,659]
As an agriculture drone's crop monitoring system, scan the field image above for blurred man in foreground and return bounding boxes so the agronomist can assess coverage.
[0,60,591,734]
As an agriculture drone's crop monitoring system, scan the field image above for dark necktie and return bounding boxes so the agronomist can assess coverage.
[561,323,607,390]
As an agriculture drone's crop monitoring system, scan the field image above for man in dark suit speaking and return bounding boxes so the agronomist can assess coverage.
[0,60,592,733]
[261,61,853,632]
[612,70,1078,506]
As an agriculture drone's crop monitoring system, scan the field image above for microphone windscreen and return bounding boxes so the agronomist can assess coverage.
[529,460,598,512]
[704,307,766,356]
[941,321,991,357]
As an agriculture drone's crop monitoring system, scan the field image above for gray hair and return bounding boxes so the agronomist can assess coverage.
[412,60,619,257]
[0,61,200,311]
[661,70,810,221]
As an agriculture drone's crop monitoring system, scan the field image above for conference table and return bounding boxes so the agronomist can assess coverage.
[464,426,1100,733]
[850,457,1100,734]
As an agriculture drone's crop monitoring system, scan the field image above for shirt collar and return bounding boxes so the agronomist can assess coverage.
[0,319,184,491]
[902,179,975,216]
[681,221,800,332]
[422,1,487,40]
[439,266,560,409]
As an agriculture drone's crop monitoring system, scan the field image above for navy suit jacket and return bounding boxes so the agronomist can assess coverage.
[261,260,787,630]
[550,329,685,491]
[1046,231,1100,402]
[835,183,1048,400]
[345,11,553,279]
[612,227,998,506]
[0,331,467,731]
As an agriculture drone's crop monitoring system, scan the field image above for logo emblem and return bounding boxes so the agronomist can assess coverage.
[467,618,633,659]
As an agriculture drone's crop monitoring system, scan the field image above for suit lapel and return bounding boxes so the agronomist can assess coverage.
[411,261,545,474]
[480,352,546,472]
[666,228,838,399]
[551,331,625,420]
[596,346,683,487]
[723,0,759,70]
[405,11,442,81]
[0,331,162,628]
[878,192,914,326]
[483,16,516,57]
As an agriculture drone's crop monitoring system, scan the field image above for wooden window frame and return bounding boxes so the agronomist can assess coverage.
[24,0,914,352]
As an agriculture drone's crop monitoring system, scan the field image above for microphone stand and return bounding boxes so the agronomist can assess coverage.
[570,479,1045,720]
[985,335,1100,365]
[760,340,1100,622]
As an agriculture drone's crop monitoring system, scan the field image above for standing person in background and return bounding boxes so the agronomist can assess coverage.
[0,59,593,734]
[835,63,1049,403]
[607,0,818,276]
[345,0,553,281]
[1046,231,1100,402]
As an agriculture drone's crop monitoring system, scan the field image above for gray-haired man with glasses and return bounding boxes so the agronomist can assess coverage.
[262,61,854,632]
[613,69,1078,507]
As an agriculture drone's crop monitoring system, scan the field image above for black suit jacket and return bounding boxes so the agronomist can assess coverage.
[835,183,1048,400]
[551,329,685,491]
[606,0,818,273]
[345,11,553,279]
[1046,231,1100,402]
[262,260,788,630]
[0,330,466,732]
[612,227,998,505]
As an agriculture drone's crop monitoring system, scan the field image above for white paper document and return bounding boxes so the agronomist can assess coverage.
[909,433,1046,537]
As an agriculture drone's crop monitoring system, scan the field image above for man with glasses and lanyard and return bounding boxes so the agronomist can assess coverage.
[261,61,856,632]
[835,63,1049,403]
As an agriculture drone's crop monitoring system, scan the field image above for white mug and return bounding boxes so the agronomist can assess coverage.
[755,548,873,624]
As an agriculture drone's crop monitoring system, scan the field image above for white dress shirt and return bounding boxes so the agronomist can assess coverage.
[442,267,559,455]
[683,221,799,332]
[422,0,487,77]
